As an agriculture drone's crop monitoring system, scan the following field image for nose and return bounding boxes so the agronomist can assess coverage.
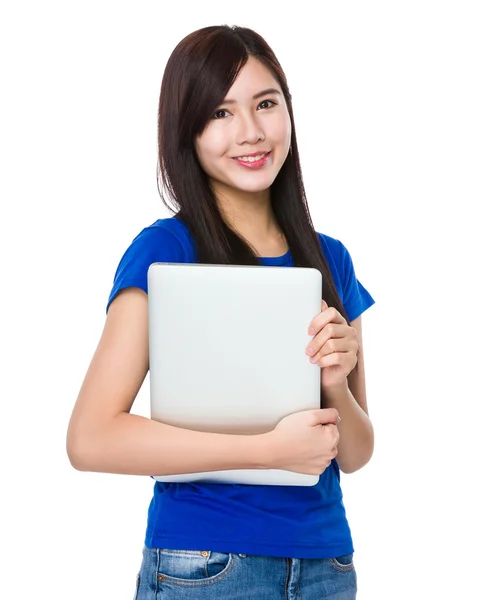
[235,111,265,145]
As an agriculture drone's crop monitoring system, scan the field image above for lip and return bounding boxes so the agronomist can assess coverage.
[232,151,271,169]
[232,150,270,158]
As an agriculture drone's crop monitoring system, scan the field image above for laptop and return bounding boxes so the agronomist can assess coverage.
[147,262,322,486]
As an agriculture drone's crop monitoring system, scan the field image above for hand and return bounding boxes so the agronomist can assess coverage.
[269,408,340,475]
[306,300,358,389]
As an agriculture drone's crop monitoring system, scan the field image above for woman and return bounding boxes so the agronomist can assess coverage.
[67,24,375,599]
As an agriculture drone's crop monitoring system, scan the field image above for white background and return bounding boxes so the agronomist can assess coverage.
[1,1,490,598]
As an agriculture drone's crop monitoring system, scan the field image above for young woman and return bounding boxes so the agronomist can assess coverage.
[67,25,375,600]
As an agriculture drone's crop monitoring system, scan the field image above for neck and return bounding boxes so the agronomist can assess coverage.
[212,182,283,245]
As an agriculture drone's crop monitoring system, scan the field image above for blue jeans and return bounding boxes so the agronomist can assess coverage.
[133,545,357,599]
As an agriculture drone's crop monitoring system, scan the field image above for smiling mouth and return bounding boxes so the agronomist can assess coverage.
[232,151,272,168]
[234,152,269,163]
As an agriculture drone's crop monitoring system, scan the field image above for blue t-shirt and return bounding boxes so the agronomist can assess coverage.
[106,216,375,559]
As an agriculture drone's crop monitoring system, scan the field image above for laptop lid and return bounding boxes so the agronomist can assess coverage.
[147,262,322,486]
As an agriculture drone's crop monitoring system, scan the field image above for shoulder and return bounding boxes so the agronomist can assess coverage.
[105,217,196,313]
[315,232,349,277]
[129,216,195,260]
[316,231,343,256]
[315,231,375,322]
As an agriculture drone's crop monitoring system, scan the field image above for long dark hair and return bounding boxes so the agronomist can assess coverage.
[156,25,349,321]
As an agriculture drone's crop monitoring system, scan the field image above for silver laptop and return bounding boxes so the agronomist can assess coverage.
[147,262,322,486]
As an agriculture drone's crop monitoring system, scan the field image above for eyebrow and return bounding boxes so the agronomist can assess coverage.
[221,88,282,105]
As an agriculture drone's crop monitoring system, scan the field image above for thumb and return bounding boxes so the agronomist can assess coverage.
[312,408,339,425]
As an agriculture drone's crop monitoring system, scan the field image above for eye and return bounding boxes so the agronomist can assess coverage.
[257,99,277,110]
[212,108,230,119]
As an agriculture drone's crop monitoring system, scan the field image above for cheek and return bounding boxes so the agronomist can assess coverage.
[196,131,228,173]
[270,113,291,148]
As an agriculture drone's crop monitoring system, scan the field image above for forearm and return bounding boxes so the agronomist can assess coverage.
[321,381,374,473]
[67,412,272,475]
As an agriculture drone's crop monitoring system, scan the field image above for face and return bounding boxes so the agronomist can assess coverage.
[195,57,292,199]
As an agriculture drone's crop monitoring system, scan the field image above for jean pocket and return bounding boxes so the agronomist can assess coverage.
[157,549,235,587]
[329,553,355,572]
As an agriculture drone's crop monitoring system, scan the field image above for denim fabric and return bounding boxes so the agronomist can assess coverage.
[133,545,357,599]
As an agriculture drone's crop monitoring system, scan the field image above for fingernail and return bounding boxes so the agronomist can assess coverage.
[308,327,315,335]
[337,416,342,422]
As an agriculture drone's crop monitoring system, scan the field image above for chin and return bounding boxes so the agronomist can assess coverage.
[230,175,278,194]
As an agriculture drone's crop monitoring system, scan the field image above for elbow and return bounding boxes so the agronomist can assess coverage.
[338,452,373,474]
[338,430,375,474]
[66,436,89,471]
[66,426,97,472]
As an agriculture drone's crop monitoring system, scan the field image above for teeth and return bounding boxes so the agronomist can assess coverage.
[236,153,266,162]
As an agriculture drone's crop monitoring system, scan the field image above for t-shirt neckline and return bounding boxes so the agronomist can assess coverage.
[258,249,292,266]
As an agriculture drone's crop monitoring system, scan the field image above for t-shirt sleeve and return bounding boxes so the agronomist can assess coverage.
[337,240,375,322]
[105,225,185,314]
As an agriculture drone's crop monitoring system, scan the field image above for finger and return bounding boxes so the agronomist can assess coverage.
[305,323,349,358]
[309,338,350,364]
[308,302,329,333]
[308,306,346,336]
[312,408,339,425]
[310,336,358,364]
[317,351,357,372]
[324,423,340,447]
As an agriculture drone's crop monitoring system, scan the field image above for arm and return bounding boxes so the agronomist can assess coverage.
[321,316,374,473]
[66,288,271,475]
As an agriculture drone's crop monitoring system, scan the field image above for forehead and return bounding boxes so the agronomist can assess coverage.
[225,57,280,99]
